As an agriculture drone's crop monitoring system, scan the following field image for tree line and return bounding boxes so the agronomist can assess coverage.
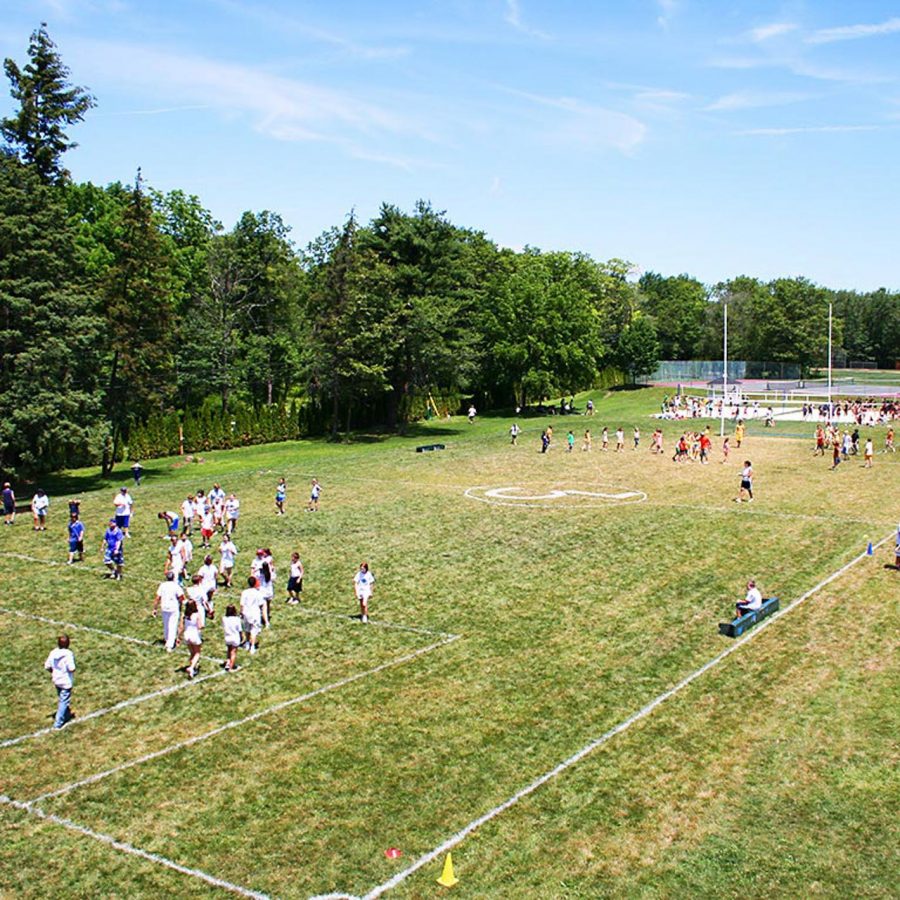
[1,24,897,476]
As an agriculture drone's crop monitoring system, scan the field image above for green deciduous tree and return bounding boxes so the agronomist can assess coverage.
[638,272,708,360]
[616,312,660,382]
[362,201,479,428]
[1,23,95,184]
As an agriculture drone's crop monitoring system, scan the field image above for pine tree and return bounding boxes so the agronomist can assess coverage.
[0,155,104,474]
[1,23,95,185]
[101,170,176,474]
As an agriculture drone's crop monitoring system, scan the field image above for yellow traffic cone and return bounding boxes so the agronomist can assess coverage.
[436,852,459,888]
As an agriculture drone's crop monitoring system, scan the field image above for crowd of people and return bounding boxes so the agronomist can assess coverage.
[13,389,897,728]
[14,469,383,723]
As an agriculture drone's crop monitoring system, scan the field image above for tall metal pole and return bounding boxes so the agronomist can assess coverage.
[720,302,728,437]
[827,302,833,421]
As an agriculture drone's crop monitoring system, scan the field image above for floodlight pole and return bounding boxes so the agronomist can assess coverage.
[720,301,728,437]
[827,302,833,421]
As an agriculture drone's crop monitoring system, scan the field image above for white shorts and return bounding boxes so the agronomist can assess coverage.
[241,617,261,637]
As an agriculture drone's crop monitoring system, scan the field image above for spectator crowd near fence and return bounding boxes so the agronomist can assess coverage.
[656,393,899,426]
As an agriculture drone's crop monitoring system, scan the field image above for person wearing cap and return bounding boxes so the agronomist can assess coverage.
[102,518,125,580]
[736,579,763,617]
[113,486,134,537]
[130,460,143,486]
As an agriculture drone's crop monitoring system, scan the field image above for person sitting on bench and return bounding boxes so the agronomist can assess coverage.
[736,579,763,617]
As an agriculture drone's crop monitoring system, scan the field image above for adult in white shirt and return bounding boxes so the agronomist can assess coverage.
[153,572,185,651]
[736,579,763,617]
[113,487,134,537]
[353,561,375,624]
[240,576,267,654]
[45,634,76,729]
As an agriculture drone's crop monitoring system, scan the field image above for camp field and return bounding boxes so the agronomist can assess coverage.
[1,387,897,900]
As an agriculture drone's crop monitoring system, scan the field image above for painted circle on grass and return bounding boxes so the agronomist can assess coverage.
[464,484,647,508]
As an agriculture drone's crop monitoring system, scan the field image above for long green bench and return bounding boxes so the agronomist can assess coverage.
[719,596,780,638]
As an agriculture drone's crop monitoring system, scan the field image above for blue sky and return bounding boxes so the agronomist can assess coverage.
[2,0,899,289]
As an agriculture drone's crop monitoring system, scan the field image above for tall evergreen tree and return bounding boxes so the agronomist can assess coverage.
[0,155,104,474]
[1,23,95,185]
[101,171,176,473]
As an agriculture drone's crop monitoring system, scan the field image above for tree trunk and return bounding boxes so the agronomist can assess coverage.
[330,379,340,440]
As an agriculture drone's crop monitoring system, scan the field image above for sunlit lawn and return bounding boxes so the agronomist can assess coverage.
[1,387,897,898]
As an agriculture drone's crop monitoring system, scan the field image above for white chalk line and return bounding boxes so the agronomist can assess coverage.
[0,605,227,665]
[338,531,896,900]
[0,794,269,899]
[0,550,451,639]
[464,483,648,509]
[649,501,892,528]
[0,667,231,749]
[27,633,460,806]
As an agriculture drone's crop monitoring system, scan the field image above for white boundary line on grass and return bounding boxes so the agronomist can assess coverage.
[27,633,460,805]
[1,605,162,650]
[0,550,453,639]
[0,794,269,899]
[0,605,227,664]
[312,530,894,900]
[0,668,230,749]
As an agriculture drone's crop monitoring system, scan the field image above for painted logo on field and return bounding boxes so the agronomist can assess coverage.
[464,484,647,508]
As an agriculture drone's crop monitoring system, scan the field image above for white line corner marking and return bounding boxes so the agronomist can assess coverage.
[0,795,270,900]
[354,531,894,899]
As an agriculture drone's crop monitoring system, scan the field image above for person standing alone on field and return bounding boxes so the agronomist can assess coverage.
[306,479,321,512]
[3,482,16,525]
[353,562,375,624]
[45,634,76,729]
[510,422,520,445]
[735,460,754,502]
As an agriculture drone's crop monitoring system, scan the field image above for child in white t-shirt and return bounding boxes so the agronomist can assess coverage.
[222,604,242,672]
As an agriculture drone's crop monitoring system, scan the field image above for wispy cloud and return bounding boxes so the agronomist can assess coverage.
[95,104,212,117]
[735,124,886,136]
[656,0,678,29]
[71,39,430,155]
[807,16,900,45]
[503,0,551,39]
[748,22,798,42]
[706,90,812,112]
[509,88,646,152]
[210,0,410,61]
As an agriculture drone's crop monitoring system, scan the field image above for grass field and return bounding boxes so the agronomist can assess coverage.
[1,387,897,899]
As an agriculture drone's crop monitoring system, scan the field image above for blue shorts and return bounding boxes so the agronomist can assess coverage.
[170,516,179,532]
[69,539,83,553]
[104,549,124,565]
[116,514,130,528]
